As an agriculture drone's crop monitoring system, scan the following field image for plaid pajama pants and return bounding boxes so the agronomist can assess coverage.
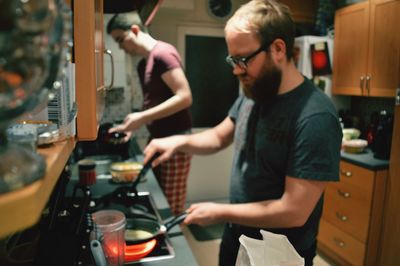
[154,151,192,215]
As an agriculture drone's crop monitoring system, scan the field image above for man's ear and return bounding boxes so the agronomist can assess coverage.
[130,25,140,35]
[270,38,287,61]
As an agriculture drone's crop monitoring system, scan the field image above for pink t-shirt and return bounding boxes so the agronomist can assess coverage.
[137,41,192,138]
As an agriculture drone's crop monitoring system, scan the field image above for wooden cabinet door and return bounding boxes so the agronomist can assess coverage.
[367,0,400,97]
[74,0,105,140]
[332,2,369,96]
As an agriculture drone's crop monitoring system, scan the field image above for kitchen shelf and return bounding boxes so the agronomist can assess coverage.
[0,137,75,239]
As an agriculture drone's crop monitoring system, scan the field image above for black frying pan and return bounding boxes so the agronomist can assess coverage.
[94,153,160,208]
[125,212,188,245]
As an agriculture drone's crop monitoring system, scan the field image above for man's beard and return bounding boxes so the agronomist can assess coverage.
[241,62,282,105]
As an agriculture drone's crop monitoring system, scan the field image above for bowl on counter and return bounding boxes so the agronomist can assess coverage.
[342,128,361,141]
[110,162,143,183]
[342,139,368,153]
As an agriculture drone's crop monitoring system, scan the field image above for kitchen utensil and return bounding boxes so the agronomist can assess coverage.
[92,210,127,266]
[92,153,160,212]
[90,240,107,266]
[125,212,188,245]
[129,153,160,193]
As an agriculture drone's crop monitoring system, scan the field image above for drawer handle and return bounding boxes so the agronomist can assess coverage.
[336,212,348,222]
[337,189,351,198]
[340,170,352,177]
[333,237,346,248]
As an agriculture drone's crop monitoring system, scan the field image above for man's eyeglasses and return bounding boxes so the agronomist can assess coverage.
[226,41,271,69]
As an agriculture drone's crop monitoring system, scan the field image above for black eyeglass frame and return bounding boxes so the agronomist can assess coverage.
[225,40,273,69]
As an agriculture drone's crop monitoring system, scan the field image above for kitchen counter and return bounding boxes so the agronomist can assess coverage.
[0,137,76,239]
[69,155,198,266]
[341,148,389,170]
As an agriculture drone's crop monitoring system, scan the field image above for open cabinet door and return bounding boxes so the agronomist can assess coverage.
[379,99,400,265]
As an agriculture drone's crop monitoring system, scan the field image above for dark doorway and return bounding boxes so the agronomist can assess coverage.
[185,35,239,127]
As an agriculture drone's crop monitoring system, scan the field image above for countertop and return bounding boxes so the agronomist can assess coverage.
[69,155,198,266]
[341,148,390,170]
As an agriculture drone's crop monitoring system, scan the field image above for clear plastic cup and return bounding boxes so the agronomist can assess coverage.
[92,210,126,266]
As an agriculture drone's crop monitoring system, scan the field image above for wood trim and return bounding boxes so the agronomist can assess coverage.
[378,105,400,265]
[365,169,387,266]
[0,138,76,238]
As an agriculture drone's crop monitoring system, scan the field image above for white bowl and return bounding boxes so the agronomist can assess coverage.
[342,128,361,141]
[342,139,368,153]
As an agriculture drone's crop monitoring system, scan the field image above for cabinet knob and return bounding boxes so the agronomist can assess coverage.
[333,237,346,248]
[337,189,351,198]
[336,212,348,222]
[340,169,352,177]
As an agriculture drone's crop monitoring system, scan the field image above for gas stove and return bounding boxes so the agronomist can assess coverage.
[91,190,175,264]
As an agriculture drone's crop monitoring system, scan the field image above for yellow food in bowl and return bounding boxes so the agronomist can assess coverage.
[110,162,143,183]
[342,139,368,153]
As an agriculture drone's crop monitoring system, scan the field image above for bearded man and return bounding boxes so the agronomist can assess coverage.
[143,1,342,265]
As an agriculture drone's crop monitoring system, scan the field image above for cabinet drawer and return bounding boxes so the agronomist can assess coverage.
[339,161,374,193]
[318,219,365,266]
[323,183,371,242]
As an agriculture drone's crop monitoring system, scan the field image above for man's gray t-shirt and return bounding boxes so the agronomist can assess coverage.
[228,78,342,251]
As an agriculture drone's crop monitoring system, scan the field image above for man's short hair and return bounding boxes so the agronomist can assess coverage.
[225,0,295,60]
[107,11,148,34]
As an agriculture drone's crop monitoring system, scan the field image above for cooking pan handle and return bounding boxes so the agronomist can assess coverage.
[164,212,188,231]
[129,152,160,193]
[90,240,107,266]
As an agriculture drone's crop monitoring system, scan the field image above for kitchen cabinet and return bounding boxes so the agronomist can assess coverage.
[332,0,400,97]
[317,160,387,265]
[74,0,107,140]
[280,0,318,23]
[0,0,107,238]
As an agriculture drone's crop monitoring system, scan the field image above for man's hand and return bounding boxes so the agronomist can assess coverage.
[184,202,225,226]
[109,112,145,134]
[143,135,187,167]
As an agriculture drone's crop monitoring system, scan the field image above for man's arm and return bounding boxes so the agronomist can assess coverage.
[185,176,327,228]
[109,68,192,134]
[140,67,192,121]
[144,116,235,166]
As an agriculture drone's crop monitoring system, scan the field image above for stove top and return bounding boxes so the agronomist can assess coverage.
[91,191,175,264]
